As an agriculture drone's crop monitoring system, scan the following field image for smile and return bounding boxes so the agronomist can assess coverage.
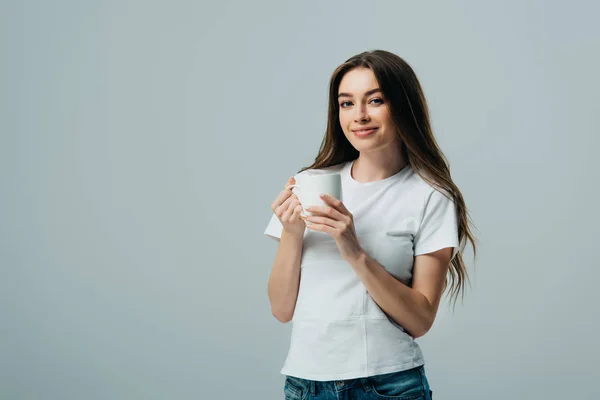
[353,128,378,137]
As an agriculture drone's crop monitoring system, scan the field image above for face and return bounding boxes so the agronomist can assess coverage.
[337,67,398,152]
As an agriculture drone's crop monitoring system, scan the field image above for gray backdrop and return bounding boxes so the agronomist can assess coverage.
[2,1,599,399]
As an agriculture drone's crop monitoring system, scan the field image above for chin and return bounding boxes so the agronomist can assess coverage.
[353,142,380,152]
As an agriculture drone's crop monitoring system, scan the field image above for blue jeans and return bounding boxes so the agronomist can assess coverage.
[284,365,433,400]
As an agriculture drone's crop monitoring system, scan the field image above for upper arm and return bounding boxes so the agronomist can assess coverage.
[410,187,459,317]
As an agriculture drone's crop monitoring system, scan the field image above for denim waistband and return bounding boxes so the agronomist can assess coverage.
[285,365,428,397]
[286,375,373,396]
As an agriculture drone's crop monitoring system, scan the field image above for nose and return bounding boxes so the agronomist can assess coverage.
[354,103,370,122]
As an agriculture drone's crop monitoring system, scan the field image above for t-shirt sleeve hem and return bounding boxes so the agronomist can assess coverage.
[414,243,459,259]
[264,231,281,242]
[264,212,283,241]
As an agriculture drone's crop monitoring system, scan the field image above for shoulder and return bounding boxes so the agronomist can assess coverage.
[403,168,454,207]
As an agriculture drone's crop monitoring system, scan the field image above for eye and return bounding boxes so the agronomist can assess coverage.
[369,98,384,105]
[340,101,352,108]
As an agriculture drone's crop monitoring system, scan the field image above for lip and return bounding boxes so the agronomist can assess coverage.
[352,127,378,137]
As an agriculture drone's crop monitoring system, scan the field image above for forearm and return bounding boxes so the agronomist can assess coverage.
[349,252,434,338]
[267,230,304,322]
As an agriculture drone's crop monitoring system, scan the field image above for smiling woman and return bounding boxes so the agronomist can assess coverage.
[264,49,477,400]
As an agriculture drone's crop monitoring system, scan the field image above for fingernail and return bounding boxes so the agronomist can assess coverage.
[319,193,326,198]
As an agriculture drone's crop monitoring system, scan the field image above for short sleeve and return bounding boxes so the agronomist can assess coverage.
[264,212,283,241]
[263,171,305,241]
[413,188,460,259]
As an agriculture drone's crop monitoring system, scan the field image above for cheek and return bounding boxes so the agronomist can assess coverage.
[372,107,392,123]
[338,112,350,127]
[338,114,352,135]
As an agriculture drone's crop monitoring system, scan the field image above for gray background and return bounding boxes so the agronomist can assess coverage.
[2,0,599,399]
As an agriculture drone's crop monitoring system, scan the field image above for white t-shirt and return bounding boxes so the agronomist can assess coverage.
[264,160,459,381]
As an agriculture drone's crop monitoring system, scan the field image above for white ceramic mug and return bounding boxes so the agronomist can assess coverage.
[286,173,342,216]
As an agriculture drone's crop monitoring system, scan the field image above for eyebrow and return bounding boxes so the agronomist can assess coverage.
[338,88,382,98]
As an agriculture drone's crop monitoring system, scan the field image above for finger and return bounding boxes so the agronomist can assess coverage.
[289,204,303,223]
[305,204,346,222]
[319,193,350,215]
[286,198,301,220]
[275,195,295,216]
[305,223,336,236]
[286,194,301,215]
[282,198,299,222]
[281,207,293,223]
[283,176,297,191]
[283,176,295,189]
[271,188,293,211]
[303,215,342,229]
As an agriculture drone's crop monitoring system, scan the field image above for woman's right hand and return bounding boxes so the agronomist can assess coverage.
[271,177,306,237]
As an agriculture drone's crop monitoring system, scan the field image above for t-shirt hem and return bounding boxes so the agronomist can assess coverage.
[280,360,425,381]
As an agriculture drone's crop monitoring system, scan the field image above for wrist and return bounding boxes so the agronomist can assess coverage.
[281,227,304,240]
[346,248,368,265]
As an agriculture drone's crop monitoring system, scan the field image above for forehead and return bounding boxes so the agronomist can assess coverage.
[338,68,379,94]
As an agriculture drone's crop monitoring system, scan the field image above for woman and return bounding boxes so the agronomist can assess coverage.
[264,50,476,400]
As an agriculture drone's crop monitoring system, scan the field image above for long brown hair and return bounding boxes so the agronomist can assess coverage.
[300,50,477,306]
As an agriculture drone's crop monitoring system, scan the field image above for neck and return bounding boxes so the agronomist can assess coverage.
[351,143,407,183]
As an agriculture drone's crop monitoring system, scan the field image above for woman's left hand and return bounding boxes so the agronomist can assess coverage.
[302,194,365,262]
